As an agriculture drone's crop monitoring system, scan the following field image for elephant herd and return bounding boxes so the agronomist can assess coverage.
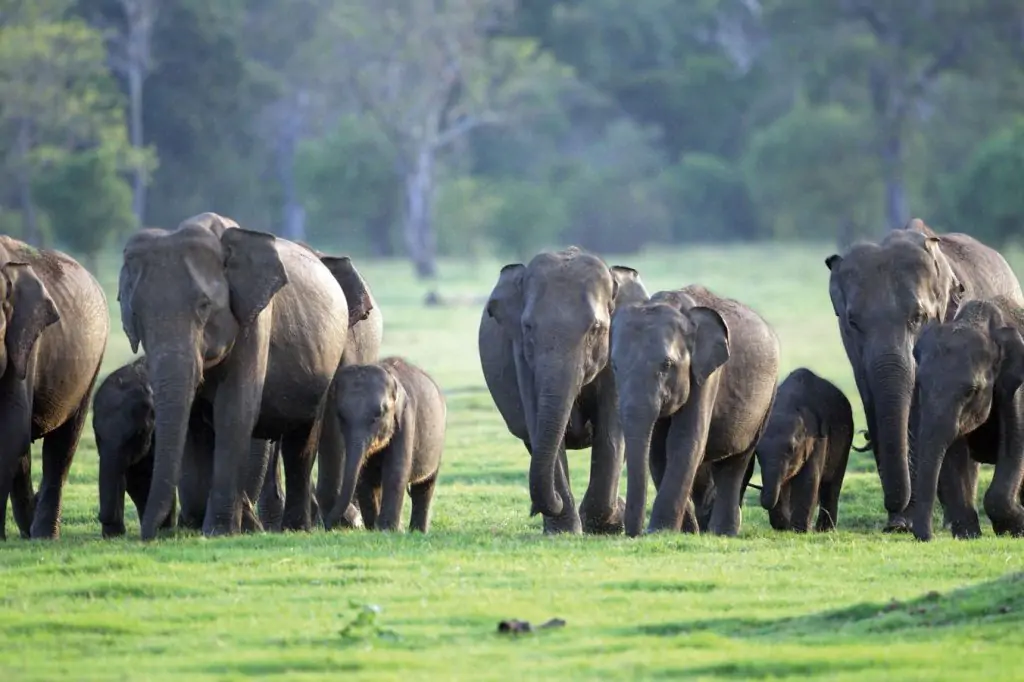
[0,213,445,541]
[2,212,1023,545]
[479,218,1024,541]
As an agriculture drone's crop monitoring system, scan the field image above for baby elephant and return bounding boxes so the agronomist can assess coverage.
[756,368,853,532]
[93,357,173,538]
[323,357,446,532]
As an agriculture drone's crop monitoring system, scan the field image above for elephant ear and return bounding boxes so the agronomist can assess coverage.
[485,263,525,330]
[686,306,730,387]
[2,262,60,380]
[117,264,142,354]
[220,228,289,328]
[824,255,846,318]
[992,325,1024,395]
[799,406,827,439]
[920,236,964,318]
[320,255,374,327]
[610,265,649,308]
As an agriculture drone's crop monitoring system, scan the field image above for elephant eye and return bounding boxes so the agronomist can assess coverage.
[846,314,862,333]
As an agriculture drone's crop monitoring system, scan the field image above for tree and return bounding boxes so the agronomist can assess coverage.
[0,0,149,245]
[329,0,563,278]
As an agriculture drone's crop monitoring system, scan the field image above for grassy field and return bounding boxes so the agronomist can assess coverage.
[1,242,1022,681]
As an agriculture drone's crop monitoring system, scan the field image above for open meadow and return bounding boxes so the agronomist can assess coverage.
[1,242,1022,681]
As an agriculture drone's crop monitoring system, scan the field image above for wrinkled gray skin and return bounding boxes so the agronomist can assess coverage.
[117,212,352,540]
[0,237,109,540]
[911,297,1024,541]
[756,368,853,533]
[479,247,648,534]
[323,357,446,532]
[826,218,1023,534]
[255,253,382,532]
[611,286,779,537]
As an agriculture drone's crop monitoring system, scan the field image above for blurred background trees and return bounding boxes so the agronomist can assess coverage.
[1,0,1023,277]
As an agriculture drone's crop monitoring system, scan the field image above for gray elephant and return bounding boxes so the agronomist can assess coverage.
[826,218,1023,535]
[479,247,648,534]
[255,252,382,532]
[911,296,1024,540]
[0,237,109,540]
[117,212,359,540]
[610,285,779,537]
[756,368,853,533]
[323,357,446,532]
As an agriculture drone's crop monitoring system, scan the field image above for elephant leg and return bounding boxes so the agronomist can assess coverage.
[768,485,792,531]
[542,444,582,535]
[178,412,214,531]
[983,452,1024,537]
[125,452,171,532]
[32,394,93,539]
[258,442,285,531]
[241,439,271,533]
[788,464,822,533]
[315,394,345,528]
[708,451,754,537]
[816,474,844,533]
[280,424,320,532]
[10,450,35,539]
[937,439,981,539]
[356,461,382,529]
[99,448,130,539]
[580,395,625,535]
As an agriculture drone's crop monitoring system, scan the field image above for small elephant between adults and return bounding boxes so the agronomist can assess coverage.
[911,296,1024,540]
[826,218,1023,535]
[756,368,853,533]
[610,285,780,537]
[0,236,109,540]
[117,213,361,540]
[479,247,648,535]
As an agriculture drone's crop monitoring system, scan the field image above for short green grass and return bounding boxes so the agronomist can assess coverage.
[2,243,1023,681]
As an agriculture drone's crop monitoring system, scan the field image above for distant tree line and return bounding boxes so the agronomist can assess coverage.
[1,0,1023,276]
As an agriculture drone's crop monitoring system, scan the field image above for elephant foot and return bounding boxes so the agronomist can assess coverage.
[29,514,60,540]
[579,496,625,535]
[240,505,264,534]
[883,513,912,534]
[542,506,582,535]
[102,522,127,539]
[949,511,982,540]
[336,503,365,530]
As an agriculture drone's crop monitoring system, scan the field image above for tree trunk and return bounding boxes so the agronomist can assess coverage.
[128,64,146,226]
[15,120,39,246]
[404,147,437,279]
[275,103,306,242]
[881,130,909,231]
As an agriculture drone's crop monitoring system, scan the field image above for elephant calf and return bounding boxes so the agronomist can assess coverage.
[911,296,1024,541]
[611,285,780,537]
[323,357,446,533]
[756,368,853,533]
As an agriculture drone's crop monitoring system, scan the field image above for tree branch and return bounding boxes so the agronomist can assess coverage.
[432,112,502,151]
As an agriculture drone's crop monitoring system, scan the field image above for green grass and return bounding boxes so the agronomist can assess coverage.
[3,242,1023,681]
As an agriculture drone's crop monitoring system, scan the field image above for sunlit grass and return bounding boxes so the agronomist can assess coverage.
[2,242,1022,681]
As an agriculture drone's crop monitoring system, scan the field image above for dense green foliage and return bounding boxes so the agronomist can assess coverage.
[3,245,1023,680]
[2,1,1023,275]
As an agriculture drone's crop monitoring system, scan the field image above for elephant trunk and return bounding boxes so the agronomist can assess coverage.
[759,456,784,511]
[327,432,370,530]
[528,365,580,518]
[621,402,658,537]
[140,352,199,541]
[868,351,914,516]
[911,403,959,541]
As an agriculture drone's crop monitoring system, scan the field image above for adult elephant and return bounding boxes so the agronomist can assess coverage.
[117,212,350,540]
[825,218,1023,534]
[256,252,381,531]
[479,247,648,534]
[0,237,108,539]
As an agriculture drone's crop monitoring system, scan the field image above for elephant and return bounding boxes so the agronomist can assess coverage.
[117,212,361,540]
[255,252,382,532]
[323,357,446,532]
[478,246,648,535]
[826,218,1023,534]
[755,368,854,533]
[0,236,109,540]
[610,285,779,537]
[911,296,1024,540]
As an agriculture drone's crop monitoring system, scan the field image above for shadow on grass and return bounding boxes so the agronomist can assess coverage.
[632,572,1024,642]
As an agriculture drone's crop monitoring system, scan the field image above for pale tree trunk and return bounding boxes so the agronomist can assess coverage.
[881,130,909,230]
[15,119,40,246]
[404,146,437,279]
[274,98,306,242]
[119,0,157,227]
[128,63,146,223]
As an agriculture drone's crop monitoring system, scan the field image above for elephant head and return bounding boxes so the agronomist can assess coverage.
[910,299,1024,540]
[756,408,825,511]
[0,262,60,381]
[609,291,730,537]
[116,212,288,539]
[484,247,646,518]
[319,255,374,328]
[825,220,965,526]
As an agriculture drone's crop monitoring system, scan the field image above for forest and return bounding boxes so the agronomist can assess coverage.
[3,0,1024,276]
